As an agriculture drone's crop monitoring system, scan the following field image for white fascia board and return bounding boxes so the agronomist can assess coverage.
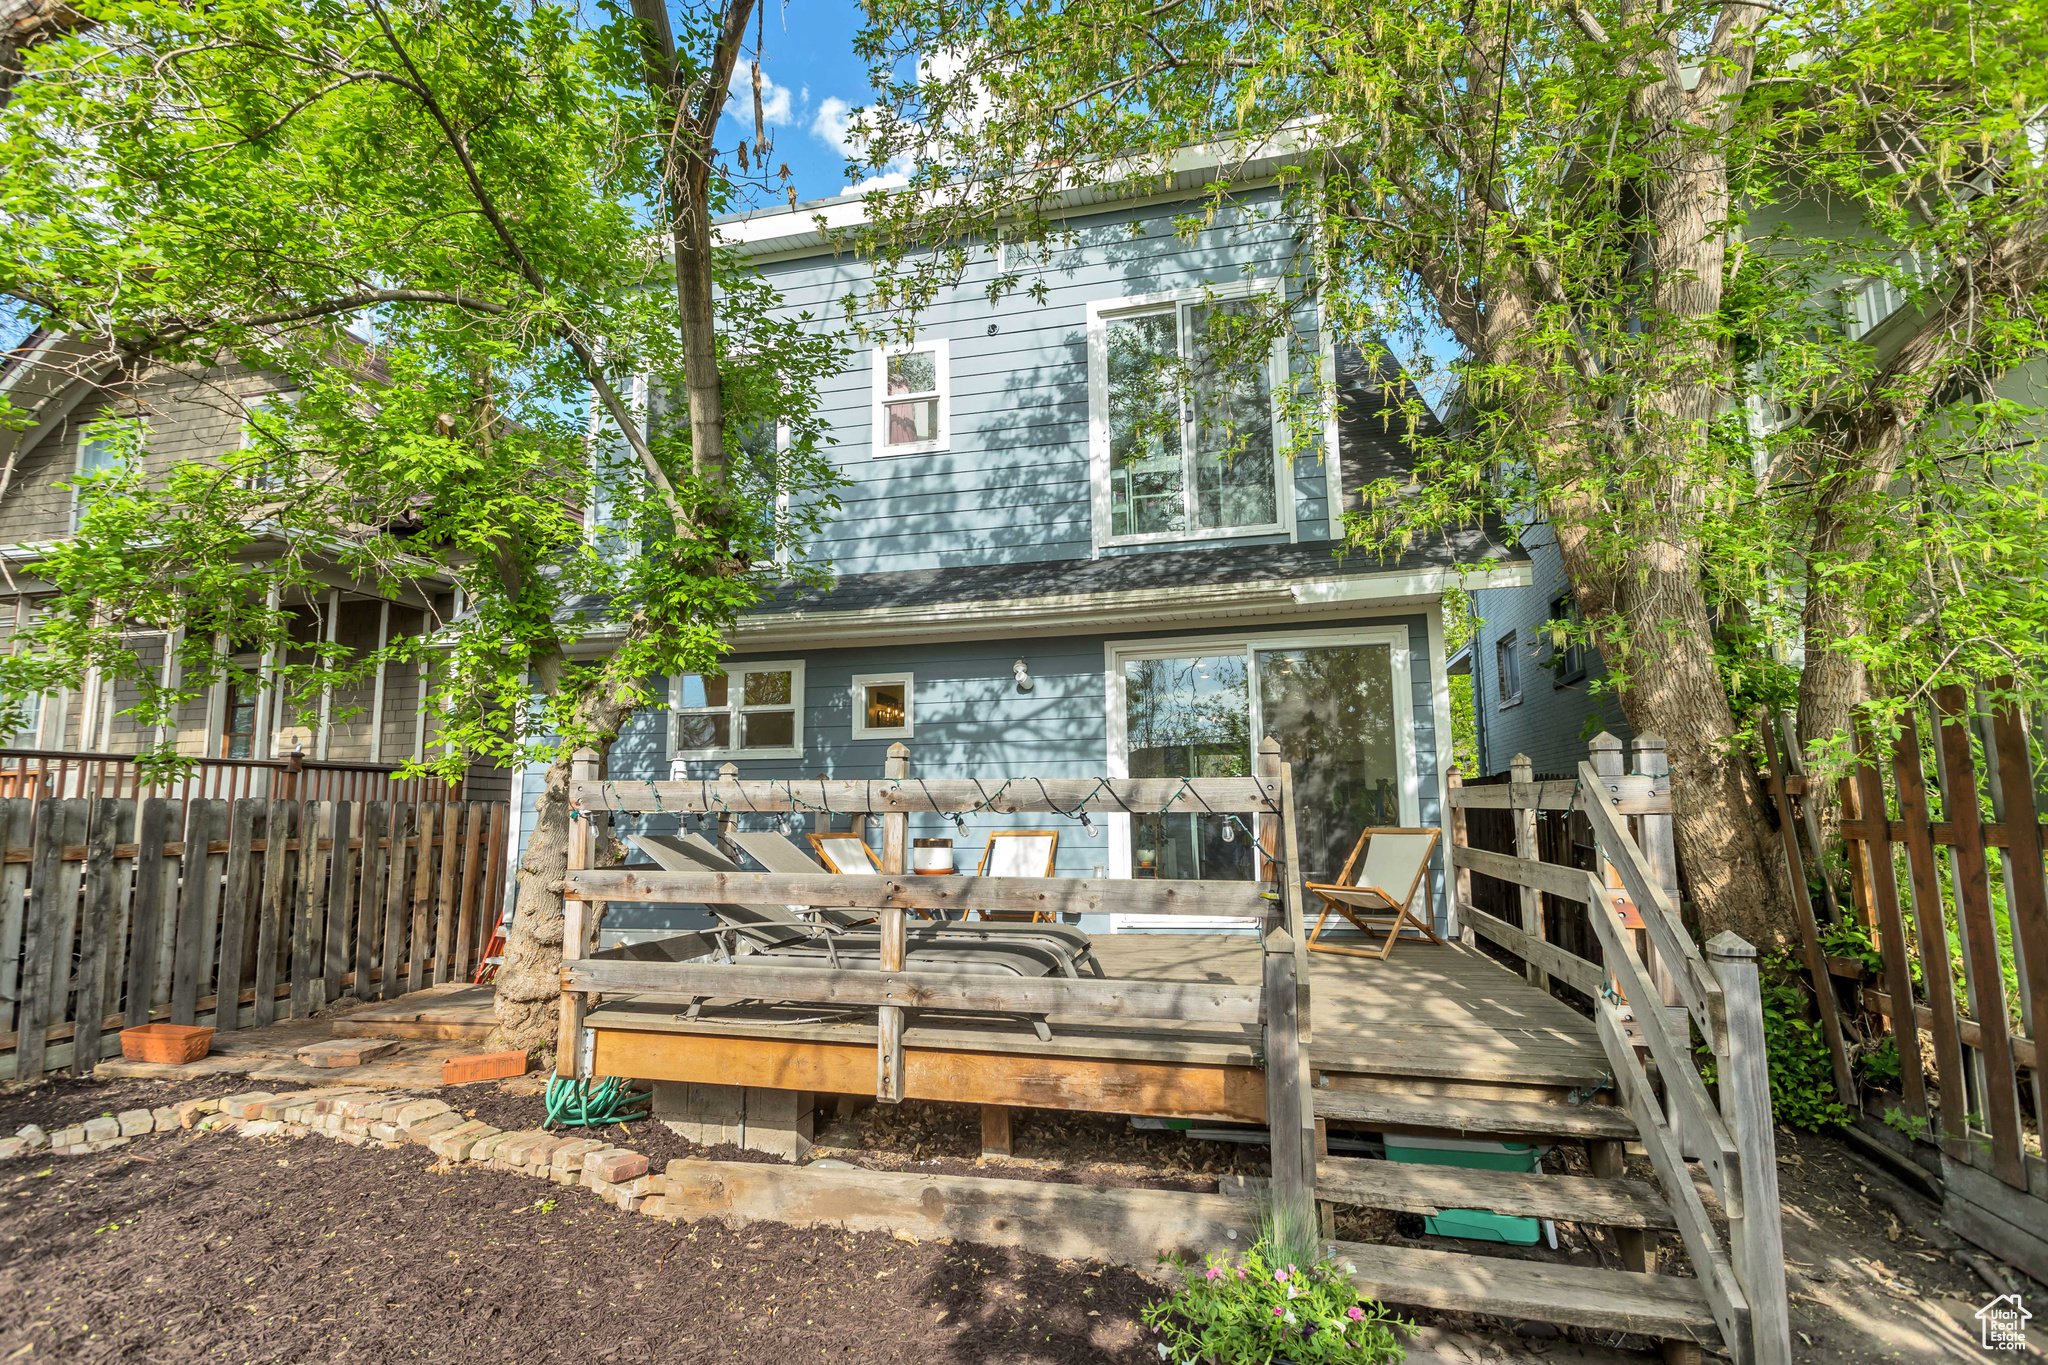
[713,126,1325,260]
[561,557,1532,655]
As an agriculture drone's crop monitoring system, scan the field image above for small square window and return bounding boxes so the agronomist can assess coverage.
[1496,633,1523,708]
[671,662,804,759]
[850,672,914,740]
[872,341,949,455]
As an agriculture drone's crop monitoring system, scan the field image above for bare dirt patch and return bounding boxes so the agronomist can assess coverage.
[0,1099,1161,1364]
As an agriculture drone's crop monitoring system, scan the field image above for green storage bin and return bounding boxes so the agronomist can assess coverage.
[1383,1134,1544,1246]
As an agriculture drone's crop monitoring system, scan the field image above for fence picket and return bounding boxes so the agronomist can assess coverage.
[216,799,261,1032]
[433,803,460,985]
[14,799,80,1078]
[151,801,185,1012]
[454,804,487,983]
[321,801,354,1007]
[70,799,128,1074]
[409,804,436,993]
[1890,709,1972,1160]
[171,800,226,1026]
[252,800,294,1028]
[291,802,331,1019]
[0,799,33,1036]
[1932,687,2026,1186]
[1851,721,1930,1126]
[381,803,413,1000]
[356,802,388,1000]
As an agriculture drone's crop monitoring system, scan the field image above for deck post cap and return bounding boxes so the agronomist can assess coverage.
[1704,931,1756,961]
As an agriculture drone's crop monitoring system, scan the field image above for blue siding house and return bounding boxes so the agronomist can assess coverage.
[518,156,1530,942]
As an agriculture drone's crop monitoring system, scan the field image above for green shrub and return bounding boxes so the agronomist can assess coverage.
[1140,1239,1406,1365]
[1698,950,1850,1132]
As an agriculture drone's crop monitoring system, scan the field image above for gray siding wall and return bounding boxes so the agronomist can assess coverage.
[520,610,1447,941]
[1469,535,1632,776]
[749,192,1338,577]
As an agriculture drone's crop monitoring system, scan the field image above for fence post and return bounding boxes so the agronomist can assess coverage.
[715,761,739,860]
[1631,735,1686,1029]
[557,746,598,1079]
[1446,763,1471,942]
[876,742,910,1103]
[1263,927,1318,1256]
[1509,754,1545,990]
[1707,932,1792,1365]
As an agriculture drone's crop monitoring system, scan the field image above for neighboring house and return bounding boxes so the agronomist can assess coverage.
[0,330,503,799]
[1463,183,2048,778]
[539,150,1532,944]
[1464,532,1634,779]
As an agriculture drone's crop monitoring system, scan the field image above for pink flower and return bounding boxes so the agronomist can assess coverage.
[1205,1266,1225,1280]
[1234,1269,1245,1280]
[1273,1268,1290,1283]
[1272,1306,1285,1317]
[1347,1306,1365,1322]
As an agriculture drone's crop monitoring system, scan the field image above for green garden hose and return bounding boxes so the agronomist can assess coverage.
[544,1075,653,1129]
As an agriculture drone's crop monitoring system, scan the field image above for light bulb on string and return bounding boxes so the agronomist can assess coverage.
[1080,811,1099,838]
[1221,819,1235,843]
[949,812,966,833]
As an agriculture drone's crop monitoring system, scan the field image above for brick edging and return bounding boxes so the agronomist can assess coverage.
[4,1089,668,1212]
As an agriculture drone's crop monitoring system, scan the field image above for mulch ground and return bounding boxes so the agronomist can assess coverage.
[0,1093,1163,1365]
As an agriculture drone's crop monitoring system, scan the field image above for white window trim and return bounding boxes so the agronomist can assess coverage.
[849,671,914,740]
[667,659,806,762]
[870,338,951,457]
[1086,279,1294,551]
[1102,623,1417,930]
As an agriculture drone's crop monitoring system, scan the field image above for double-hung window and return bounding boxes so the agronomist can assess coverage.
[872,340,949,455]
[72,419,139,531]
[1496,633,1523,708]
[670,661,805,760]
[1547,594,1587,687]
[1090,287,1285,544]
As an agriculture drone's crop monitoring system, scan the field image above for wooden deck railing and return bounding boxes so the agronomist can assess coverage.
[558,737,1320,1249]
[1763,683,2048,1282]
[0,748,456,808]
[0,793,510,1079]
[1448,732,1790,1365]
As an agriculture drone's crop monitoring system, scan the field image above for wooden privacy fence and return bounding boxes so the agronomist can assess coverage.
[1763,683,2048,1278]
[557,738,1321,1246]
[1447,732,1791,1365]
[0,748,458,808]
[0,794,510,1079]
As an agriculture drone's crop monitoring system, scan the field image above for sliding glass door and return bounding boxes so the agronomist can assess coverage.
[1111,629,1415,899]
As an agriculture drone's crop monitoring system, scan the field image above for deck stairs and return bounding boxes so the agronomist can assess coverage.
[1308,1083,1719,1354]
[1300,740,1793,1364]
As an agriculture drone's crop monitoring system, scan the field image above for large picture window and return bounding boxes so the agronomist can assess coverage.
[670,662,805,760]
[1090,289,1285,545]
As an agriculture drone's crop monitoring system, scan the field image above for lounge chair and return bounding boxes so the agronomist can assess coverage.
[627,833,1068,1039]
[1304,827,1443,960]
[807,830,881,874]
[972,830,1059,923]
[728,830,1102,976]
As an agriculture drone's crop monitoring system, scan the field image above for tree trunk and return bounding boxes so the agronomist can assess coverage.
[488,646,644,1053]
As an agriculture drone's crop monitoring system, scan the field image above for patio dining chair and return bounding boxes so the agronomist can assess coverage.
[973,830,1059,923]
[1303,827,1442,960]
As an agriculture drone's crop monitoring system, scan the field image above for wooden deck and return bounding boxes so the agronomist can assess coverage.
[582,936,1608,1120]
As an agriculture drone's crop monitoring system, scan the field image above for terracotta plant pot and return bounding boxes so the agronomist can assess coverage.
[119,1023,214,1065]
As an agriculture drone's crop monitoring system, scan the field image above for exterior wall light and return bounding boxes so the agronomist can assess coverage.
[1013,659,1034,693]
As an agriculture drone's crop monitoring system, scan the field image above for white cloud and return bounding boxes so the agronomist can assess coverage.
[810,96,857,155]
[724,68,794,129]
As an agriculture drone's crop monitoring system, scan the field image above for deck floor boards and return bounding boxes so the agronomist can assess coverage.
[587,935,1610,1089]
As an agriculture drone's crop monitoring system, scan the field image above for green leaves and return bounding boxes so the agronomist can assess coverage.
[0,0,845,784]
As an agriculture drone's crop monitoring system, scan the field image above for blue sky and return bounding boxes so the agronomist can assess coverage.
[718,2,888,207]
